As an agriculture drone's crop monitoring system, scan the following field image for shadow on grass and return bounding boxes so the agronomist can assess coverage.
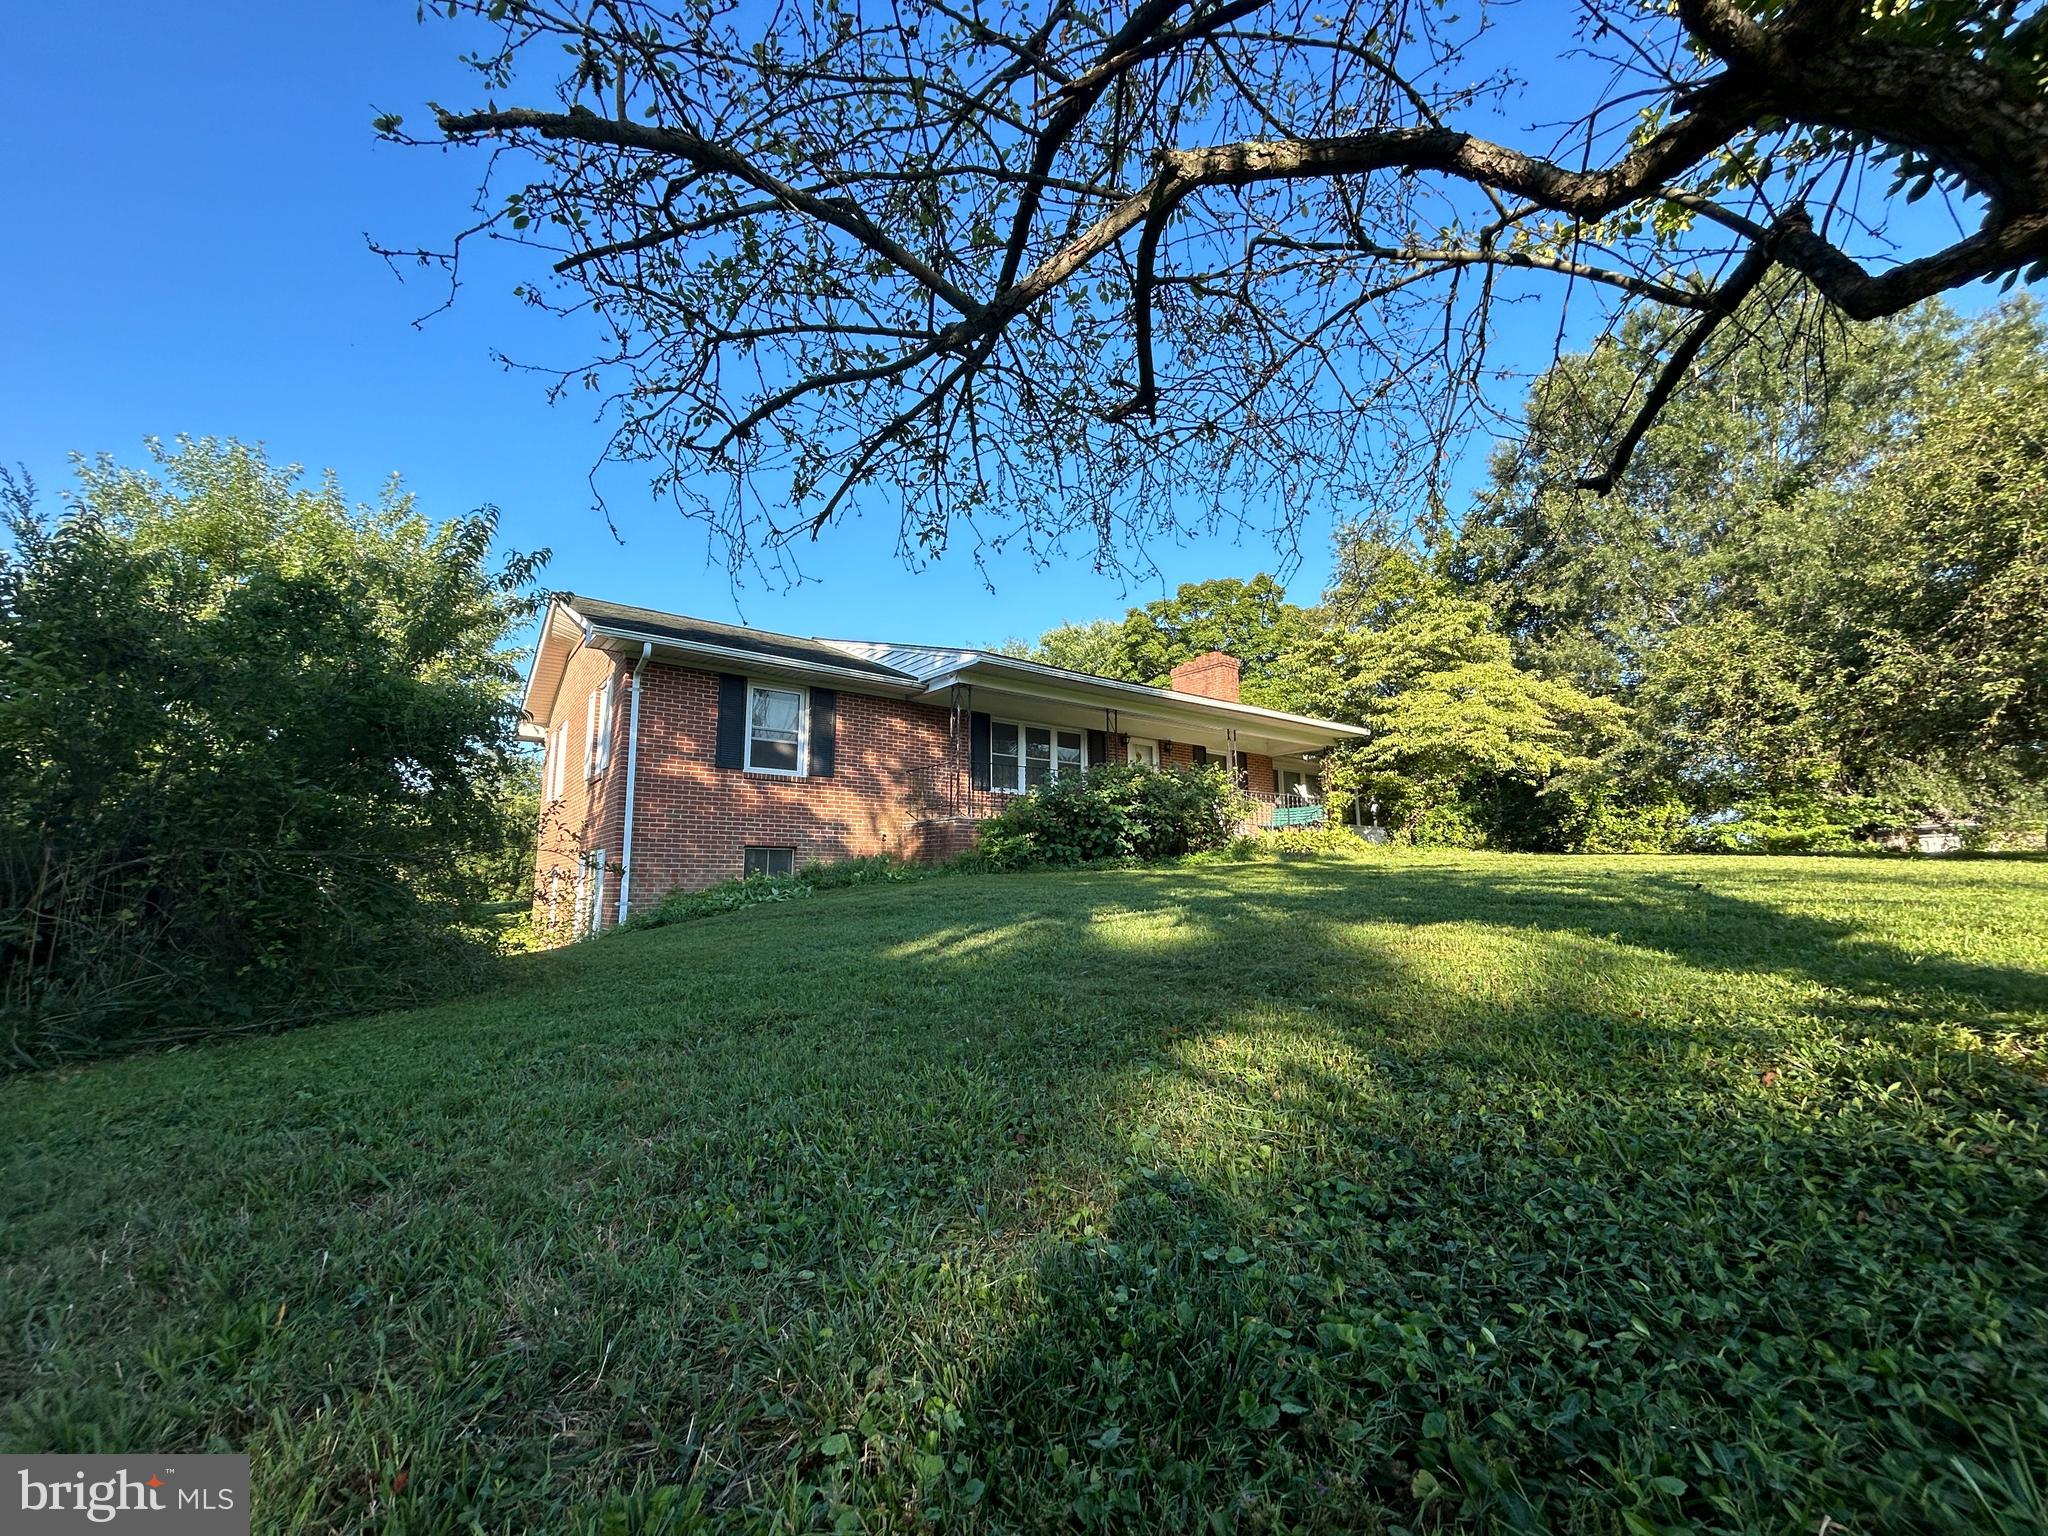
[5,860,2044,1534]
[864,865,2048,1534]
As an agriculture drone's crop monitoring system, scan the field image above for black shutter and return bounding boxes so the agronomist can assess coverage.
[809,688,837,777]
[1192,744,1209,766]
[1087,728,1107,766]
[969,711,992,790]
[715,673,747,769]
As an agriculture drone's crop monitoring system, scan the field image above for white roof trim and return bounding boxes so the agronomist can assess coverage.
[517,599,589,737]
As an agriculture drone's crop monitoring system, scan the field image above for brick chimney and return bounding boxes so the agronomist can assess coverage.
[1168,650,1242,702]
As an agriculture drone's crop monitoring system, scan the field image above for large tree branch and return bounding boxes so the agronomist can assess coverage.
[1769,208,2048,318]
[406,0,2048,563]
[434,106,986,318]
[1575,225,1780,494]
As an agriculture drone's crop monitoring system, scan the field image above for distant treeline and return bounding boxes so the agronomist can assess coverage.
[1004,293,2047,853]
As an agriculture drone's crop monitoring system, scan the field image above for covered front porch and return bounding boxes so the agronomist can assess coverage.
[904,654,1364,831]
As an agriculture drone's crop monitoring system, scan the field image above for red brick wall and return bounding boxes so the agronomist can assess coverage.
[529,656,1283,942]
[532,644,628,939]
[620,666,977,904]
[1167,651,1242,701]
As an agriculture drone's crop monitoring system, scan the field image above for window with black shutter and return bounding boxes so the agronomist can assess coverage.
[969,711,992,790]
[715,674,748,769]
[809,688,837,776]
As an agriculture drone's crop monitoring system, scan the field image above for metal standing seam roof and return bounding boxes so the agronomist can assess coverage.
[565,594,919,683]
[828,637,1363,734]
[822,638,983,682]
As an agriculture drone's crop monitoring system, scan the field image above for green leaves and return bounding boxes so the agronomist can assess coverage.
[1452,289,2048,842]
[979,762,1243,868]
[0,438,542,1061]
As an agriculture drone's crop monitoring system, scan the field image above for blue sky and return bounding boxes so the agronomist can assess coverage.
[1,1,2014,649]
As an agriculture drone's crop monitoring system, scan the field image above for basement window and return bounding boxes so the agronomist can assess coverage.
[744,846,797,878]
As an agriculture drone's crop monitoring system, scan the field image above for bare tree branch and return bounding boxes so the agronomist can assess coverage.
[381,0,2048,575]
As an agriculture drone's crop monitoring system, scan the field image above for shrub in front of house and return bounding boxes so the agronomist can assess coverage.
[1182,826,1378,865]
[977,762,1241,868]
[1254,825,1378,859]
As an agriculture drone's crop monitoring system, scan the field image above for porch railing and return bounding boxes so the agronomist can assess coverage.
[1239,792,1326,831]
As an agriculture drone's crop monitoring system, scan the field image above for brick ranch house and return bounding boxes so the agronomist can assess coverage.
[519,594,1367,939]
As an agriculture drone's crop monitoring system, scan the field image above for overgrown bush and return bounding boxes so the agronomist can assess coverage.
[1261,825,1377,858]
[1548,774,1695,854]
[0,442,540,1066]
[977,763,1240,868]
[1403,796,1490,848]
[1569,795,1692,853]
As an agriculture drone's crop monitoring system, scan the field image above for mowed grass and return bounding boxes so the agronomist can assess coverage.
[4,854,2046,1534]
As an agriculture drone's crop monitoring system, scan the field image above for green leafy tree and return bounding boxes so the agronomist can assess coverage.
[1800,304,2048,791]
[1001,580,1308,697]
[0,439,545,1064]
[995,617,1138,680]
[1454,287,1963,692]
[1116,576,1310,707]
[1457,294,2048,835]
[1634,303,2048,821]
[1292,541,1627,843]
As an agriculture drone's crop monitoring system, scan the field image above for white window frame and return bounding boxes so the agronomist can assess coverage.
[1126,737,1160,768]
[744,680,808,777]
[986,718,1089,794]
[1279,769,1323,803]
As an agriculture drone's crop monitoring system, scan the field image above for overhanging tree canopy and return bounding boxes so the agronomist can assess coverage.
[383,0,2048,569]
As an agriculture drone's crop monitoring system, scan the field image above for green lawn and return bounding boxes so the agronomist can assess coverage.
[4,854,2046,1534]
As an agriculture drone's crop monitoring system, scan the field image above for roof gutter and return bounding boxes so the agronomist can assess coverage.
[615,640,653,925]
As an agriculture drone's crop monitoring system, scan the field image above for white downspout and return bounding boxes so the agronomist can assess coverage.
[616,641,653,924]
